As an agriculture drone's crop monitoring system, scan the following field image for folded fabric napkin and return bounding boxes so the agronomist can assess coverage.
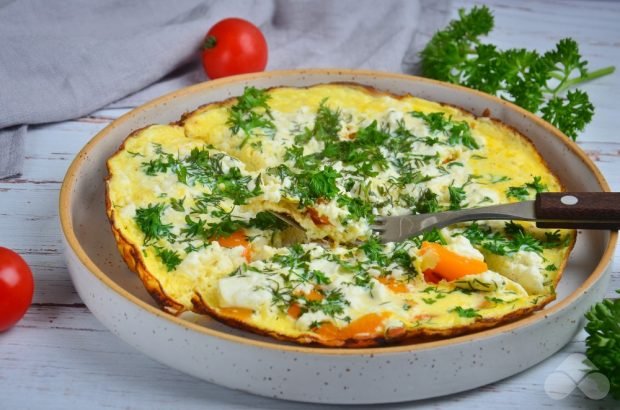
[0,0,451,179]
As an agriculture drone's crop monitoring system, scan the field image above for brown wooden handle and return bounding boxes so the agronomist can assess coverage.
[535,192,620,229]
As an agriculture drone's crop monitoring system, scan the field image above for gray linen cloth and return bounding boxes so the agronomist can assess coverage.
[0,0,451,179]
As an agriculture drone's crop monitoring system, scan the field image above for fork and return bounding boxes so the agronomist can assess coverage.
[371,192,620,243]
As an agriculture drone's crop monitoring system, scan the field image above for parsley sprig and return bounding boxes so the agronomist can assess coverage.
[420,5,615,140]
[584,291,620,399]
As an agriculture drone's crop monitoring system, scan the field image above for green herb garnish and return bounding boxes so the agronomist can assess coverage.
[141,146,262,205]
[450,306,482,319]
[305,288,349,318]
[154,246,182,271]
[584,291,620,399]
[227,86,275,138]
[170,197,185,212]
[411,111,478,149]
[420,5,615,140]
[337,196,374,222]
[359,236,388,267]
[411,228,446,248]
[312,99,342,142]
[460,221,568,256]
[414,188,440,214]
[134,203,174,245]
[270,164,341,207]
[506,176,547,200]
[448,185,467,210]
[248,211,288,231]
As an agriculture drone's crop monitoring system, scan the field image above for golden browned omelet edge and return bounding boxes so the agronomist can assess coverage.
[105,127,188,315]
[105,83,576,347]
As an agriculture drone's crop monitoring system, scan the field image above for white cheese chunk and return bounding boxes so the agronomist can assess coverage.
[464,185,500,206]
[486,251,545,294]
[443,232,484,261]
[308,257,341,278]
[296,311,332,330]
[180,244,239,279]
[218,275,273,310]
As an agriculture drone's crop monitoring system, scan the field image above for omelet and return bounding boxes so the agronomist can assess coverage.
[106,84,575,347]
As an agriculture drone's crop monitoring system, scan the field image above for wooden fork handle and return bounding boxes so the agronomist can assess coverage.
[535,192,620,230]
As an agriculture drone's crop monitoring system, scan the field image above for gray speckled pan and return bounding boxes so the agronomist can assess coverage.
[59,69,616,404]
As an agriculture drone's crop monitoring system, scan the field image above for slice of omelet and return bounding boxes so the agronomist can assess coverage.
[106,124,289,314]
[106,84,575,346]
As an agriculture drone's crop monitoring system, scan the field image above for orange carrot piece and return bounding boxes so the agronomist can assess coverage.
[305,289,323,301]
[216,230,252,262]
[341,312,390,339]
[288,289,323,319]
[420,241,487,281]
[306,207,330,225]
[287,303,302,319]
[376,276,409,293]
[315,322,340,339]
[314,313,390,341]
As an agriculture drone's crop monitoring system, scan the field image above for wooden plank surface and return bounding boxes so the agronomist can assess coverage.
[1,1,619,408]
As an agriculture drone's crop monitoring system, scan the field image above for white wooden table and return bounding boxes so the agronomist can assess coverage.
[1,1,619,408]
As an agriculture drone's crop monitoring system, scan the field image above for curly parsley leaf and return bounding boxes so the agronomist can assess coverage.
[308,166,341,201]
[585,291,620,399]
[420,5,615,140]
[541,90,594,141]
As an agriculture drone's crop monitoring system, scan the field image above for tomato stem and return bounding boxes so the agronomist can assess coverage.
[203,35,217,50]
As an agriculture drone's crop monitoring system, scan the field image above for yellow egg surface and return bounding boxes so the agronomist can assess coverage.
[106,84,575,347]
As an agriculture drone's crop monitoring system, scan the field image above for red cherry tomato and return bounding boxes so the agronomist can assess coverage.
[201,18,268,79]
[0,247,34,332]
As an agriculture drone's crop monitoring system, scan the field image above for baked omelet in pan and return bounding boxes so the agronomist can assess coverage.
[106,84,575,347]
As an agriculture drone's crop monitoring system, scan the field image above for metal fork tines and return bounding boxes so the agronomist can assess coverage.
[370,201,538,243]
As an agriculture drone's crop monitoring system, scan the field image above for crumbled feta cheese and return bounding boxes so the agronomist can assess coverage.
[218,275,273,310]
[443,232,484,261]
[296,311,331,330]
[486,251,545,294]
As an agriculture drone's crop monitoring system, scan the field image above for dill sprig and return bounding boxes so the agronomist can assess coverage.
[134,203,175,245]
